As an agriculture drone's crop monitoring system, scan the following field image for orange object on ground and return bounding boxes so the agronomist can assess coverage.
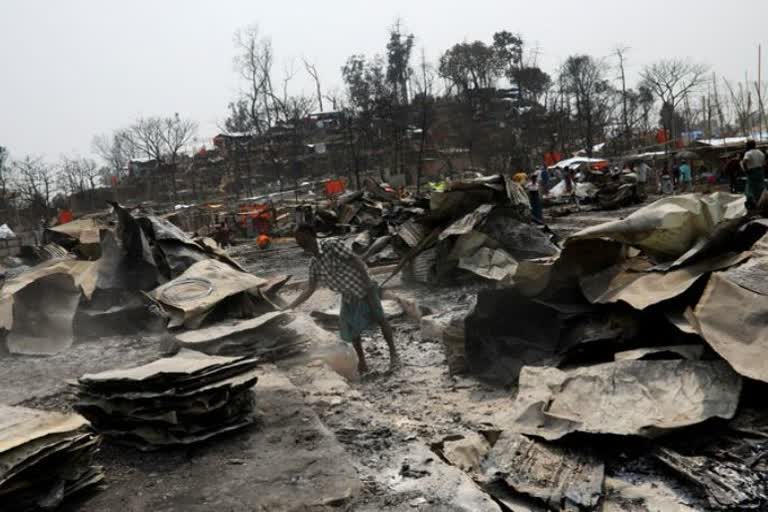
[58,209,74,225]
[257,234,271,249]
[325,179,346,196]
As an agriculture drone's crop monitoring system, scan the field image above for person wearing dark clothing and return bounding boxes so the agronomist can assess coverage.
[723,156,742,193]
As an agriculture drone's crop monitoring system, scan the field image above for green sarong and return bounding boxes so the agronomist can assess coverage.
[745,167,766,207]
[339,285,384,343]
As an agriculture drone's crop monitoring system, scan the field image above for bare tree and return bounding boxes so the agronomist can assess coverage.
[710,73,727,134]
[160,114,198,164]
[122,117,165,162]
[614,46,631,150]
[561,55,613,157]
[0,146,15,209]
[640,59,709,140]
[13,156,55,213]
[413,49,436,193]
[92,131,134,181]
[303,57,324,112]
[58,156,102,209]
[233,24,275,134]
[724,78,753,136]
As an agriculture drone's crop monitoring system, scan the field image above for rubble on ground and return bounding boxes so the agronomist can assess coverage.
[7,182,768,510]
[480,432,604,510]
[0,405,104,511]
[439,191,768,510]
[74,350,260,451]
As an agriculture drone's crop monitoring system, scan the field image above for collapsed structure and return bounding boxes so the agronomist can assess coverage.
[450,192,768,510]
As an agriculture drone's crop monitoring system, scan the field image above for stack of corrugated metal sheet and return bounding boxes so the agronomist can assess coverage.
[0,406,104,511]
[75,350,260,451]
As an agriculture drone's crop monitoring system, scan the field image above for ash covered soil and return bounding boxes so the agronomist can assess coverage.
[2,198,705,511]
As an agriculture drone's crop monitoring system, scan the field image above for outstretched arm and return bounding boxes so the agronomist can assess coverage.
[285,277,317,310]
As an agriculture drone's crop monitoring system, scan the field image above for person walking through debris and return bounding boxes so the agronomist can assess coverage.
[742,140,766,207]
[287,225,400,374]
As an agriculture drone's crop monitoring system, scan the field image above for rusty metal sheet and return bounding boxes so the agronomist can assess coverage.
[0,406,88,455]
[438,204,494,240]
[570,192,747,259]
[150,259,267,328]
[694,272,768,382]
[501,360,742,440]
[580,251,749,310]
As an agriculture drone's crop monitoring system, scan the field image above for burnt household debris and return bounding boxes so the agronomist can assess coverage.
[3,164,768,512]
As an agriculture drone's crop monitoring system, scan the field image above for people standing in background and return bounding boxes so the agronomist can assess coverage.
[661,165,674,195]
[722,155,742,193]
[537,166,550,197]
[634,160,650,196]
[563,166,574,194]
[527,171,543,222]
[672,161,681,190]
[679,160,693,192]
[742,140,766,207]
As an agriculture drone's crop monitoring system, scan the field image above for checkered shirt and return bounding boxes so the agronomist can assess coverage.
[309,239,370,299]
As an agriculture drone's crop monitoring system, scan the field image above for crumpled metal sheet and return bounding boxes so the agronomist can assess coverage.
[0,260,98,355]
[458,247,518,281]
[478,209,560,260]
[398,219,428,247]
[693,272,768,382]
[150,259,267,328]
[432,432,491,473]
[481,432,604,510]
[655,447,768,510]
[580,251,749,310]
[175,311,288,350]
[569,192,747,259]
[439,204,494,240]
[500,360,742,440]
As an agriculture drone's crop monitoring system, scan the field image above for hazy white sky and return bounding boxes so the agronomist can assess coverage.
[2,0,767,161]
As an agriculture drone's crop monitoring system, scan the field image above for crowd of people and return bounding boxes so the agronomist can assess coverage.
[515,140,768,221]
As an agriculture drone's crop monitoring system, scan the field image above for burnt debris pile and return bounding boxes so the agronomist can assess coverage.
[447,192,768,510]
